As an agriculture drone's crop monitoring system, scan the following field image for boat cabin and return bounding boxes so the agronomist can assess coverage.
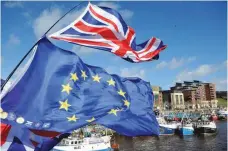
[60,139,84,146]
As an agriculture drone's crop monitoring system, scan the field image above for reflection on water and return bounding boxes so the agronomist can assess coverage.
[115,121,227,151]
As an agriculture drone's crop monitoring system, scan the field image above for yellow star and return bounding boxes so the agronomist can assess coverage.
[108,109,118,116]
[81,70,88,80]
[59,99,71,111]
[0,112,8,119]
[67,115,78,122]
[123,100,130,108]
[117,89,126,98]
[70,73,78,82]
[107,78,115,86]
[61,83,72,94]
[92,74,101,83]
[86,117,95,123]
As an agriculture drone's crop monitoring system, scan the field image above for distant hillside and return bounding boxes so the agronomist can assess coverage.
[216,91,227,100]
[217,98,227,107]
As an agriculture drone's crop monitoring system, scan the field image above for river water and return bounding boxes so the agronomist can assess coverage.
[114,121,227,151]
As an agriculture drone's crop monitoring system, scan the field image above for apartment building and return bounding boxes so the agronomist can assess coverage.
[171,80,217,108]
[204,83,217,108]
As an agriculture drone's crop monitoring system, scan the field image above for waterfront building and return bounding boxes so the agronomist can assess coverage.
[162,90,185,110]
[151,86,163,109]
[204,83,217,108]
[171,80,217,109]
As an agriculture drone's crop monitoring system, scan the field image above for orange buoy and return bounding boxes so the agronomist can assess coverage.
[111,143,119,149]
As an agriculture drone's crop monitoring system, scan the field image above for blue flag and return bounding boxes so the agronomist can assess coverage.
[1,37,158,149]
[7,137,26,151]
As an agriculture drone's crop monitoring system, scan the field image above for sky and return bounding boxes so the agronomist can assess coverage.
[1,1,227,91]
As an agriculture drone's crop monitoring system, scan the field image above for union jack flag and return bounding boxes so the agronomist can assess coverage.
[50,2,167,63]
[0,123,69,150]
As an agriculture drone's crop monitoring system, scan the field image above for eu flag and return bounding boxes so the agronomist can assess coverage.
[1,36,158,148]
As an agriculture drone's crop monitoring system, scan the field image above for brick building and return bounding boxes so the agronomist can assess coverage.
[171,80,217,108]
[204,83,217,108]
[204,83,216,100]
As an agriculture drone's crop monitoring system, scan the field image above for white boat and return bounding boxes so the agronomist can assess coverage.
[53,134,112,151]
[53,126,113,151]
[156,117,181,135]
[194,120,217,135]
[217,108,228,115]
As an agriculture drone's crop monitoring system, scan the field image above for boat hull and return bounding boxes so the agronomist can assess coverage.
[179,127,194,135]
[218,115,227,120]
[52,147,113,151]
[159,126,175,135]
[195,127,217,134]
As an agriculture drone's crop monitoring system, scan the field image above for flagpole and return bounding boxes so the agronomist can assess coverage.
[1,1,87,91]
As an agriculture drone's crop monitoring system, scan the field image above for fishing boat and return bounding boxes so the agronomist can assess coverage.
[53,126,113,151]
[211,114,218,121]
[178,113,194,136]
[194,121,217,135]
[194,114,217,135]
[217,109,228,120]
[53,134,112,151]
[179,123,194,136]
[156,117,180,135]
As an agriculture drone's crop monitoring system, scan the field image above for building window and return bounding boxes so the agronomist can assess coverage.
[171,94,174,105]
[180,95,183,104]
[175,95,179,104]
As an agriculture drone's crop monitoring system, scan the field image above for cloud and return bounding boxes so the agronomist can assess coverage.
[212,79,227,91]
[33,6,84,39]
[194,64,214,76]
[97,2,133,20]
[224,60,228,67]
[22,12,31,18]
[4,1,23,8]
[33,2,133,39]
[176,64,217,82]
[7,34,20,46]
[105,66,117,74]
[218,80,227,84]
[120,68,145,79]
[97,2,120,10]
[119,9,134,21]
[169,58,185,69]
[104,66,147,79]
[22,12,32,21]
[72,45,98,55]
[156,56,196,70]
[33,7,63,39]
[22,12,33,25]
[156,61,167,69]
[187,56,196,62]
